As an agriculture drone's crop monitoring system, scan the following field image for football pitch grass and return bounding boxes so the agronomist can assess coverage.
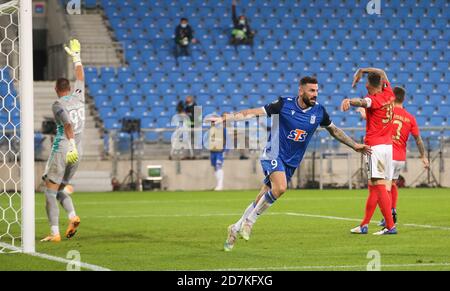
[1,188,450,271]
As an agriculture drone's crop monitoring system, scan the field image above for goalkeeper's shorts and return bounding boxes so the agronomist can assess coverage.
[42,151,79,185]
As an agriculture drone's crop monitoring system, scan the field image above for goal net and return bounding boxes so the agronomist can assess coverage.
[0,0,34,254]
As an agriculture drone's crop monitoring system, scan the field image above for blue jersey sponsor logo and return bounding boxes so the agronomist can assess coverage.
[287,129,308,142]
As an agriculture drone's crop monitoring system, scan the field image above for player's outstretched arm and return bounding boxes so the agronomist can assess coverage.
[207,107,266,123]
[413,135,430,169]
[325,124,372,155]
[64,39,84,81]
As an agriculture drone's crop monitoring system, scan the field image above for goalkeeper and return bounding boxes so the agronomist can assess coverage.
[41,39,85,242]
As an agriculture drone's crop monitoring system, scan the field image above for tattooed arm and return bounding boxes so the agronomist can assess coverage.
[325,123,372,155]
[413,135,430,169]
[341,97,370,112]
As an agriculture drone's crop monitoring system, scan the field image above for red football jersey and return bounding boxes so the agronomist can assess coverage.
[392,106,420,161]
[364,81,395,146]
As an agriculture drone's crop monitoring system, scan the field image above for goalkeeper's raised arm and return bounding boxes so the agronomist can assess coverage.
[64,39,84,81]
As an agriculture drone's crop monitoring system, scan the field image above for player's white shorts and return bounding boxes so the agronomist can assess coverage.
[365,144,393,180]
[391,160,406,180]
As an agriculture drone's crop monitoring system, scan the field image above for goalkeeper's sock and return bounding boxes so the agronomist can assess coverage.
[361,185,378,226]
[45,188,60,235]
[391,183,398,209]
[246,191,277,225]
[232,202,256,233]
[57,190,76,220]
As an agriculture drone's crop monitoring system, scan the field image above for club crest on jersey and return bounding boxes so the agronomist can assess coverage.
[310,115,316,124]
[287,129,308,142]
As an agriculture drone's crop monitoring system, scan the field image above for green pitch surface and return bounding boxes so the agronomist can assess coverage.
[1,188,450,271]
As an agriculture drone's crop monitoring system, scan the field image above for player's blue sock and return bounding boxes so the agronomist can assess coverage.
[247,191,277,224]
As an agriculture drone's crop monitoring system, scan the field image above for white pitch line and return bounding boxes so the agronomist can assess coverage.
[35,213,243,220]
[33,196,366,206]
[203,262,450,271]
[403,223,450,231]
[285,212,361,222]
[34,212,450,231]
[0,242,111,271]
[284,212,450,231]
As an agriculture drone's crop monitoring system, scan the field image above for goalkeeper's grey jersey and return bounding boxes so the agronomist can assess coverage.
[51,80,85,154]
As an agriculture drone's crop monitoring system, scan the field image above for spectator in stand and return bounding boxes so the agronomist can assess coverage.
[230,0,255,48]
[174,18,197,62]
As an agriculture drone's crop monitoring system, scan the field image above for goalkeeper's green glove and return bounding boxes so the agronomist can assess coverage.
[64,39,82,65]
[66,139,79,165]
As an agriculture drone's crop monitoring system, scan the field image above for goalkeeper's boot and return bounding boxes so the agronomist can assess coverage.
[350,225,368,234]
[65,216,81,239]
[240,220,253,241]
[224,225,238,252]
[40,234,61,243]
[373,227,397,235]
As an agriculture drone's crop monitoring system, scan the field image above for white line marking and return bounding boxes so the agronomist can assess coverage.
[33,196,366,206]
[403,223,450,231]
[203,262,450,271]
[285,212,361,222]
[34,211,450,231]
[284,212,450,231]
[35,213,243,220]
[0,242,111,271]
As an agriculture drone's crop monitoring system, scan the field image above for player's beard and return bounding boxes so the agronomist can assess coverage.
[301,93,316,107]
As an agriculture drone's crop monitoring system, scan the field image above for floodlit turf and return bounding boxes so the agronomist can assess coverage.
[1,188,450,271]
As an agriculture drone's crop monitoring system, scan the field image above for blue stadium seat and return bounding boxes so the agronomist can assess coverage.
[103,118,121,130]
[91,0,447,144]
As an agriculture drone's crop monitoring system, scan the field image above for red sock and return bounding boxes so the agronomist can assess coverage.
[387,189,392,209]
[375,185,395,229]
[391,183,398,210]
[361,185,379,226]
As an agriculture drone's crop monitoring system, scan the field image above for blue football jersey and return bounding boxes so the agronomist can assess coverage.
[262,96,332,167]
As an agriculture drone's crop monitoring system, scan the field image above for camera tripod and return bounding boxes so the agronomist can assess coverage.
[121,131,139,191]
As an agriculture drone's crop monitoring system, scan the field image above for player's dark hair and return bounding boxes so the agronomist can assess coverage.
[300,76,318,86]
[181,18,188,22]
[367,72,382,88]
[55,78,70,92]
[394,86,406,103]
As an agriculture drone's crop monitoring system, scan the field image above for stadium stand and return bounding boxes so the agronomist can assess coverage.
[80,0,448,144]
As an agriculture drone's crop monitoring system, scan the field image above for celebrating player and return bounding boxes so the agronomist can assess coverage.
[341,67,397,235]
[210,76,372,251]
[380,87,429,226]
[41,39,85,242]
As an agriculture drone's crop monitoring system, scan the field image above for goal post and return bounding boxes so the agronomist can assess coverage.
[19,0,35,254]
[0,0,35,253]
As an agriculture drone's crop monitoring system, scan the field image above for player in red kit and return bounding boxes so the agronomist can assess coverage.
[341,67,397,235]
[377,87,430,226]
